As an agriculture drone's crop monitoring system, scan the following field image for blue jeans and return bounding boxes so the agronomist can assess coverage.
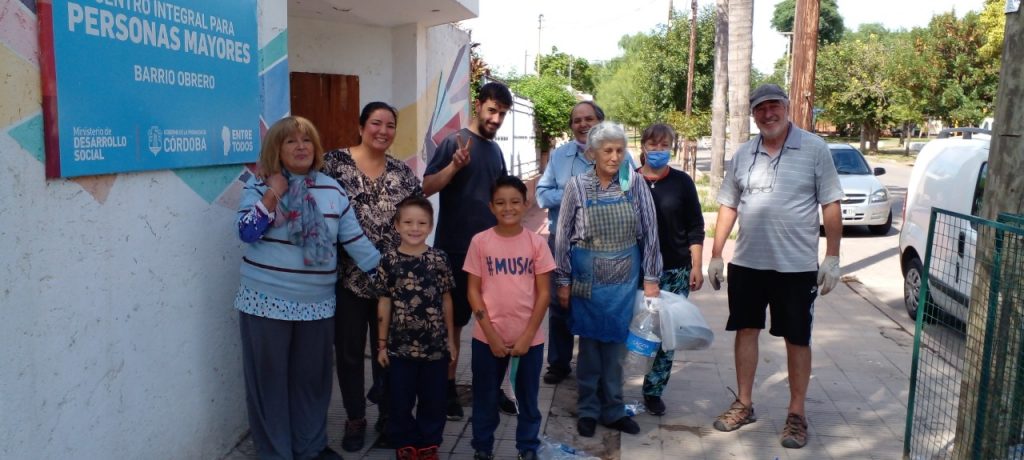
[471,339,544,454]
[547,235,574,375]
[386,357,447,448]
[576,337,626,424]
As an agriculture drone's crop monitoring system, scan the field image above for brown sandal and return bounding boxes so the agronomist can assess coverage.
[713,389,756,432]
[780,413,809,448]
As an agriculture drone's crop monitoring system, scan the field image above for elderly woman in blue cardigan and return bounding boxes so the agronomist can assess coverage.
[235,116,380,460]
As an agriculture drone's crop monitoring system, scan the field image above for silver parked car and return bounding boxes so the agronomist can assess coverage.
[827,144,893,235]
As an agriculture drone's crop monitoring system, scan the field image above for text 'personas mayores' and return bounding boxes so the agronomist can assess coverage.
[71,126,125,161]
[67,1,251,65]
[134,64,214,89]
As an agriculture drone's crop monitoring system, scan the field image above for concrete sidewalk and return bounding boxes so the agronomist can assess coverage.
[225,206,914,459]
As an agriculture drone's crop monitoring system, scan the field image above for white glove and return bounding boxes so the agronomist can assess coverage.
[817,255,840,295]
[707,257,725,290]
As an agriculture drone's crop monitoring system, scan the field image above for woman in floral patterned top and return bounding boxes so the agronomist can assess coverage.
[376,196,456,460]
[321,101,423,452]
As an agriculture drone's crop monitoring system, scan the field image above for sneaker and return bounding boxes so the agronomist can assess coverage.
[713,399,756,432]
[542,368,569,384]
[396,446,418,460]
[499,391,518,416]
[518,450,538,460]
[577,417,597,437]
[473,451,494,460]
[417,445,440,460]
[314,446,343,460]
[780,413,809,448]
[644,395,666,416]
[604,416,640,435]
[341,418,366,452]
[446,396,464,421]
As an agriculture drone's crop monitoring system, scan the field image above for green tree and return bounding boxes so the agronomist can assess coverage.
[771,0,846,45]
[537,47,597,95]
[594,6,716,129]
[919,11,1000,125]
[508,74,576,151]
[978,0,1006,61]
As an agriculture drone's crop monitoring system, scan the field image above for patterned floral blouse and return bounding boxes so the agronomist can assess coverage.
[322,148,423,299]
[376,247,455,361]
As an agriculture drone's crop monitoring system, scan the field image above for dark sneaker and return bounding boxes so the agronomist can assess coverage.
[518,450,538,460]
[341,418,366,452]
[780,413,809,448]
[417,445,440,460]
[473,451,494,460]
[542,368,569,384]
[499,391,518,416]
[446,396,464,421]
[644,395,666,416]
[396,446,418,460]
[605,416,640,435]
[314,446,343,460]
[577,417,597,437]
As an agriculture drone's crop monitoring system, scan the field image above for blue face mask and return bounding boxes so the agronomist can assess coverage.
[645,150,671,169]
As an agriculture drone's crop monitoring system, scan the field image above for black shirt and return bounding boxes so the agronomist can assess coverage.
[643,168,705,271]
[425,128,508,254]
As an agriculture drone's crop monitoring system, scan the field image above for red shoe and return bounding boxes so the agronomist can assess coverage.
[417,445,440,460]
[396,446,418,460]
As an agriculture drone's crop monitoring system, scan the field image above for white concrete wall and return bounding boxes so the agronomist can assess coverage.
[288,17,394,105]
[0,156,248,459]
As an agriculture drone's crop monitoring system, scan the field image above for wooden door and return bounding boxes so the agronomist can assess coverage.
[290,72,360,151]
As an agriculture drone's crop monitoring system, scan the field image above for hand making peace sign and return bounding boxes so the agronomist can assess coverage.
[451,133,473,171]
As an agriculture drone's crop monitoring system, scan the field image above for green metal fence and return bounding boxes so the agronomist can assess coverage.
[905,209,1024,460]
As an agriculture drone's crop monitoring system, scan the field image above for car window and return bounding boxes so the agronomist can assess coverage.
[830,148,871,175]
[970,162,988,217]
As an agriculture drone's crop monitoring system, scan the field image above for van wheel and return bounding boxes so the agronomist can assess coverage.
[869,211,893,235]
[903,257,935,323]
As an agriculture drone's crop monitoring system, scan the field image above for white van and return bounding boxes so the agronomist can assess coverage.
[898,129,989,323]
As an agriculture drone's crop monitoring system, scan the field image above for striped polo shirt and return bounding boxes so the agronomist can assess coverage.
[717,124,842,272]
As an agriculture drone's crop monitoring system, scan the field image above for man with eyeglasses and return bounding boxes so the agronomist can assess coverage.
[705,84,842,449]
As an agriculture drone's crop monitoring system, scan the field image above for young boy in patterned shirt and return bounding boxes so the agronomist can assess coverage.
[465,176,556,460]
[376,196,457,460]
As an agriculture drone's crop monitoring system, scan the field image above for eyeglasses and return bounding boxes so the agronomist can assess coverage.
[745,152,782,195]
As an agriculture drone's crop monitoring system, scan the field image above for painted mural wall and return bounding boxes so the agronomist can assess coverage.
[0,0,289,457]
[0,1,470,457]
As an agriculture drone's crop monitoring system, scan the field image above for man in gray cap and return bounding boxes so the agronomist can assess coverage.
[705,83,842,449]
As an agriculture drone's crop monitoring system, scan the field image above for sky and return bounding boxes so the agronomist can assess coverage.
[460,0,987,76]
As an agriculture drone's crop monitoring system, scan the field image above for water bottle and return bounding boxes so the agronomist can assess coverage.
[623,297,661,376]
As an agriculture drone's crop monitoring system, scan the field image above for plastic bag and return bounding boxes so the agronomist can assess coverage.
[634,290,713,351]
[537,436,600,460]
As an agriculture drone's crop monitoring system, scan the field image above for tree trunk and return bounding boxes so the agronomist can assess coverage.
[710,0,729,199]
[727,0,753,148]
[859,123,867,151]
[789,0,819,130]
[869,126,880,152]
[903,122,911,156]
[954,8,1024,457]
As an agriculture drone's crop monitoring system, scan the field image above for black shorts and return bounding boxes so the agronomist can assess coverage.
[725,263,818,346]
[446,251,472,328]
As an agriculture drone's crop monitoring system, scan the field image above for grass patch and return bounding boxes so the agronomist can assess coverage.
[707,222,738,240]
[693,174,720,213]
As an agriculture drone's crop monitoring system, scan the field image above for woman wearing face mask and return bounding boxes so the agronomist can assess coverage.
[636,123,705,417]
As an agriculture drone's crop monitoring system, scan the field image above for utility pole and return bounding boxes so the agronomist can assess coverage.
[536,14,544,75]
[683,0,698,176]
[668,0,674,23]
[789,0,819,131]
[953,5,1024,458]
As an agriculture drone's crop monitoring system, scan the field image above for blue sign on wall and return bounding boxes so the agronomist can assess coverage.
[39,0,260,178]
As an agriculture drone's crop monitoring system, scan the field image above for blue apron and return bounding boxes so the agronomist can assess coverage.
[569,178,640,343]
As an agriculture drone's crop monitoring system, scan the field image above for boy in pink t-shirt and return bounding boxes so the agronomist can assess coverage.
[464,176,555,460]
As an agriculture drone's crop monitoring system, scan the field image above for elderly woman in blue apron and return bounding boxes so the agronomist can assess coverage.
[553,121,663,438]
